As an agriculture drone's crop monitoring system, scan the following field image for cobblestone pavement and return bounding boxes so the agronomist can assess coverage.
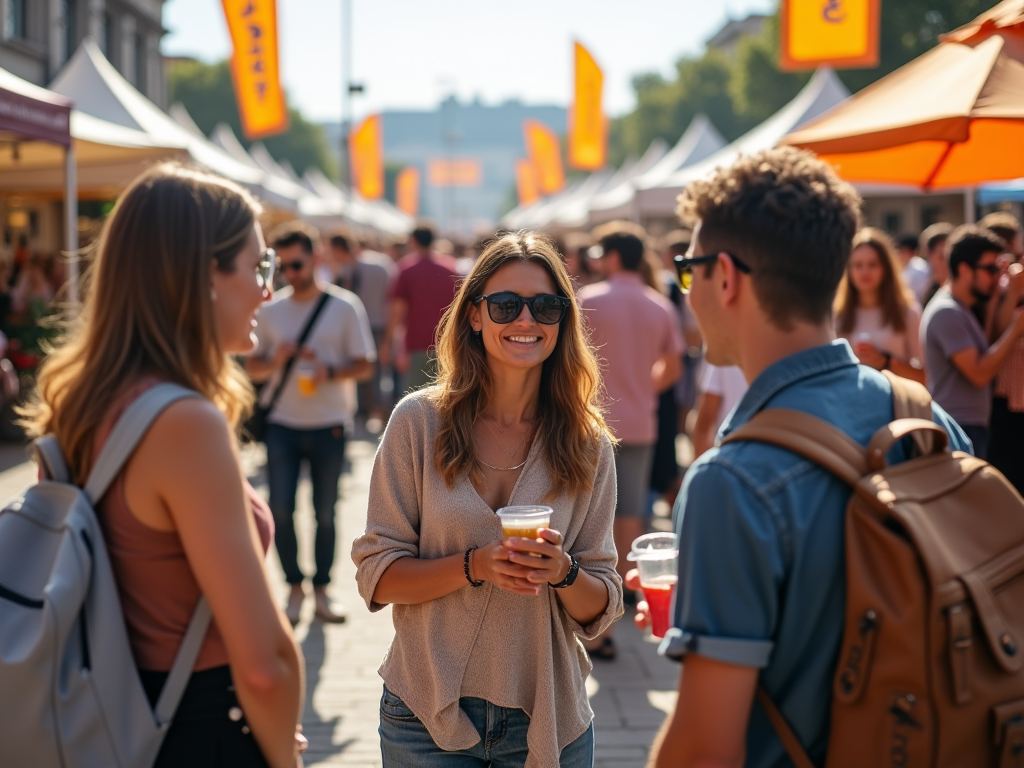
[0,433,680,768]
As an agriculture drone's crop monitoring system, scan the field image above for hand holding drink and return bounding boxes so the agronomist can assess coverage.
[627,533,679,640]
[471,506,567,595]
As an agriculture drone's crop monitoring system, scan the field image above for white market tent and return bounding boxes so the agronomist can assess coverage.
[588,116,727,226]
[640,68,851,220]
[501,170,614,232]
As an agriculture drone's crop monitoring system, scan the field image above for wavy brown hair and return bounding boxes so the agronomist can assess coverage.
[22,164,260,485]
[834,227,910,336]
[430,231,612,499]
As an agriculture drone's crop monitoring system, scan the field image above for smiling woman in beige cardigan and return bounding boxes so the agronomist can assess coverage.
[352,231,623,768]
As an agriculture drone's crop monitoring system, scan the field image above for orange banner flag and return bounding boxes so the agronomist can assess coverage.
[523,120,565,196]
[515,159,540,206]
[396,167,420,216]
[221,0,289,139]
[569,41,606,171]
[349,114,384,200]
[780,0,880,71]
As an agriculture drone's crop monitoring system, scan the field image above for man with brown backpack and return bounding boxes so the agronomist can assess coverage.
[642,147,992,768]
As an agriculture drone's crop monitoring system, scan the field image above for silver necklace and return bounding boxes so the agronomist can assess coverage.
[478,419,531,471]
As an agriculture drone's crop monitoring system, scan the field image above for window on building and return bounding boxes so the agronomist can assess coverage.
[921,206,942,230]
[134,31,146,93]
[883,212,903,236]
[61,0,76,63]
[3,0,27,40]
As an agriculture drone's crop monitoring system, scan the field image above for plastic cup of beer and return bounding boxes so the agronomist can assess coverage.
[497,505,552,554]
[627,532,679,640]
[297,362,317,397]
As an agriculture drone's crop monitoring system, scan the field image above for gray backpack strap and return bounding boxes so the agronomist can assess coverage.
[154,597,212,726]
[35,435,70,483]
[83,383,199,504]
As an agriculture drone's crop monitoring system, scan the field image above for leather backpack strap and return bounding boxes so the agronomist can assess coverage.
[756,687,819,768]
[881,370,935,455]
[721,409,868,487]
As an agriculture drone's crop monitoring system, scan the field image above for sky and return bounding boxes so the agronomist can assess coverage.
[162,0,776,124]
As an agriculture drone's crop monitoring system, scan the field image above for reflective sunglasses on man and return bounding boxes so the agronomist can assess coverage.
[673,251,752,293]
[472,291,572,325]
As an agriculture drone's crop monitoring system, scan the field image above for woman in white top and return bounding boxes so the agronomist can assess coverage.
[352,232,622,767]
[834,227,925,384]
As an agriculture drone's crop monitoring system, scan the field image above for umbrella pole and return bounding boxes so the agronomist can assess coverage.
[963,187,977,224]
[65,145,78,308]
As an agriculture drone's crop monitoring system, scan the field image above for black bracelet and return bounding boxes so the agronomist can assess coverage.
[464,548,483,587]
[326,365,336,381]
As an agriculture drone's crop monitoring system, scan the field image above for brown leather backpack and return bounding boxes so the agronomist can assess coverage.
[722,372,1024,768]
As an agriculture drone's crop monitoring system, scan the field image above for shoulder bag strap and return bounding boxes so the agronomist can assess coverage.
[35,434,70,483]
[154,596,212,726]
[881,370,935,455]
[756,687,819,768]
[83,383,200,504]
[720,409,868,487]
[263,290,332,417]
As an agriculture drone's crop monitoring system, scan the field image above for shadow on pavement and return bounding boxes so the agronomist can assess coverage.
[300,621,355,764]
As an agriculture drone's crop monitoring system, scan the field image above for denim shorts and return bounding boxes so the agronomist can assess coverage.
[378,685,594,768]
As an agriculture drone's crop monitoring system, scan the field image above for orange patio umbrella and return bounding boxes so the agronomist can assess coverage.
[781,0,1024,189]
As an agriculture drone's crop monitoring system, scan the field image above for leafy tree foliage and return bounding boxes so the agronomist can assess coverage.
[610,0,1000,165]
[167,59,338,179]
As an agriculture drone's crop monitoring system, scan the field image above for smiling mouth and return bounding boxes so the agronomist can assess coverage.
[505,335,540,346]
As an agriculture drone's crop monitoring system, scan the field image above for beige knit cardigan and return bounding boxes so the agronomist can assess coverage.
[352,389,624,767]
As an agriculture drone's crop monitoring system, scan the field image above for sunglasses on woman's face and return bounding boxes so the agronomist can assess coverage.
[472,291,571,325]
[673,252,752,293]
[256,249,276,288]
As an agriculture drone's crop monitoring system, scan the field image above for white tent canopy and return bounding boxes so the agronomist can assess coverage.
[640,68,850,219]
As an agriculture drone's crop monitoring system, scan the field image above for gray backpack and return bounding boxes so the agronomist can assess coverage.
[0,383,212,768]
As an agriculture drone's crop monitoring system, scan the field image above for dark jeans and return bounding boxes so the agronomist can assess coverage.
[960,423,989,462]
[141,665,269,768]
[990,396,1024,493]
[266,423,346,586]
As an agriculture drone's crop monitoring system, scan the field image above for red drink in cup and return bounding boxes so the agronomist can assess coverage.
[627,533,679,640]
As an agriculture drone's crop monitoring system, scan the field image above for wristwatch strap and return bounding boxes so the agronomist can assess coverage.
[550,553,580,589]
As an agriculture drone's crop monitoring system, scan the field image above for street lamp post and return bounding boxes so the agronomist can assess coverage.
[340,0,364,190]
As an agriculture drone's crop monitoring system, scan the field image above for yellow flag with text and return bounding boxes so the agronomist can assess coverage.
[523,120,565,196]
[780,0,880,71]
[221,0,289,139]
[350,114,384,200]
[569,41,606,171]
[396,167,420,216]
[515,159,540,206]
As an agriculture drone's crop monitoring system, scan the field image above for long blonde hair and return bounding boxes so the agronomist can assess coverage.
[430,231,612,499]
[22,164,260,484]
[834,227,910,336]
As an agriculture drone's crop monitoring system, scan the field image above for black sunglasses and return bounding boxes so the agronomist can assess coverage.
[257,248,276,288]
[278,258,307,273]
[974,263,1000,275]
[472,291,571,325]
[673,252,752,293]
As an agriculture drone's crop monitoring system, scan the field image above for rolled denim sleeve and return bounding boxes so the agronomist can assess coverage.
[659,457,785,668]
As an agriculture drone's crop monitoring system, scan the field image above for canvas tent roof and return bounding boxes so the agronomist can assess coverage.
[640,68,850,218]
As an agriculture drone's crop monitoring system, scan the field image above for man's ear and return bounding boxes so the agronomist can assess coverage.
[718,252,742,307]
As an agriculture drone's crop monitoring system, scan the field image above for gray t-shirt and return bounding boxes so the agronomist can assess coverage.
[921,290,991,426]
[335,252,395,332]
[254,285,376,429]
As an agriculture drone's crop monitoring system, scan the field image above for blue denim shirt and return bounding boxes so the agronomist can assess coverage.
[659,341,970,768]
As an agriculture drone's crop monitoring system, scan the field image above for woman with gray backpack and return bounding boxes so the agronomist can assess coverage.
[12,164,306,767]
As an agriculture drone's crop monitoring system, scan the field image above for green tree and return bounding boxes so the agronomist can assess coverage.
[167,59,338,180]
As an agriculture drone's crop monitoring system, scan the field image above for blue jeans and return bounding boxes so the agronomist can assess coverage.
[265,423,346,586]
[379,686,594,768]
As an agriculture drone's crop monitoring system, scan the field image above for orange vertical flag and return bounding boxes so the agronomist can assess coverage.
[349,114,384,200]
[569,41,606,171]
[221,0,289,139]
[780,0,880,71]
[523,120,565,196]
[515,159,540,206]
[396,166,420,216]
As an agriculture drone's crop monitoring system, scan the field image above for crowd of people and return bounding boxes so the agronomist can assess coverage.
[8,145,1024,768]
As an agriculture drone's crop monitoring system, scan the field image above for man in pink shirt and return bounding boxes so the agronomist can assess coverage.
[382,225,459,392]
[579,226,684,635]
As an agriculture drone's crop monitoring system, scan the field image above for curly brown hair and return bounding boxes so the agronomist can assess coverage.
[429,231,612,499]
[676,147,862,329]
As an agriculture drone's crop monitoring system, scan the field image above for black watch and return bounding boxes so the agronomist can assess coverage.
[550,553,580,589]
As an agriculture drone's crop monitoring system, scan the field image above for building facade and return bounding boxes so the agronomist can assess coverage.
[1,0,165,105]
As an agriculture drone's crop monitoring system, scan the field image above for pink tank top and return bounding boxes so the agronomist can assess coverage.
[94,379,274,672]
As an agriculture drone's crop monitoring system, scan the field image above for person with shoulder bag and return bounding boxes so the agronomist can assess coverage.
[10,164,305,768]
